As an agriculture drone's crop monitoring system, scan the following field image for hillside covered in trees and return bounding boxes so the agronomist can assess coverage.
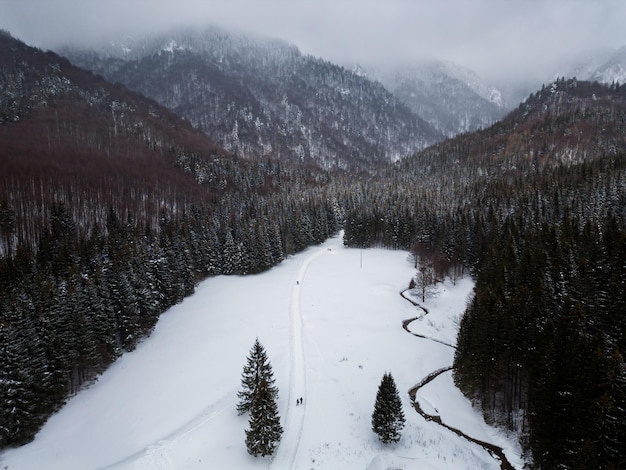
[1,26,625,469]
[61,26,442,172]
[342,78,626,469]
[0,31,342,448]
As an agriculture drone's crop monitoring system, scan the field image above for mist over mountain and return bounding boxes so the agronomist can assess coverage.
[580,46,626,85]
[362,60,509,137]
[60,26,443,172]
[499,45,626,106]
[58,25,626,167]
[2,12,626,468]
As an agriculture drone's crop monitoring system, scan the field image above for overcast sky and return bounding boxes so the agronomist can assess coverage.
[1,0,625,84]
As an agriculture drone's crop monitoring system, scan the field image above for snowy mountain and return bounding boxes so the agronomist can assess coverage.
[60,26,443,172]
[588,46,626,85]
[504,45,626,105]
[2,24,625,467]
[366,60,509,137]
[553,46,626,85]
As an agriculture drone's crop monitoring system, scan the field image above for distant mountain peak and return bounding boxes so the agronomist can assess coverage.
[551,45,626,86]
[364,59,508,137]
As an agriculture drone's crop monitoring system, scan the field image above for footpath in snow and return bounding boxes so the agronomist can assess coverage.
[270,246,327,469]
[0,233,524,469]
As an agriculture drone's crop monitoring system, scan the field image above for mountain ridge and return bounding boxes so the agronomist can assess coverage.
[363,59,508,137]
[60,26,443,172]
[2,26,626,467]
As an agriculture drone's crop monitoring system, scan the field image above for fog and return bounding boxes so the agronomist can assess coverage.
[1,0,625,84]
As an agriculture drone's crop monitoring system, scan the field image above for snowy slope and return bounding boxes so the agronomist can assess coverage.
[0,234,524,469]
[366,60,508,137]
[553,46,626,85]
[590,46,626,85]
[61,27,442,171]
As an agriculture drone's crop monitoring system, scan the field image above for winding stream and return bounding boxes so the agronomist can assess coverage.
[401,289,516,470]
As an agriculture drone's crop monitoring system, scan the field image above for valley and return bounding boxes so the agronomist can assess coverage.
[1,12,625,468]
[0,234,523,470]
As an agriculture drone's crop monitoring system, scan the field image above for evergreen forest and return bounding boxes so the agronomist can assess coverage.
[343,80,626,468]
[1,31,625,468]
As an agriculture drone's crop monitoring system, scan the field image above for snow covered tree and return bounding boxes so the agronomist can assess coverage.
[237,338,278,415]
[244,378,283,457]
[372,372,405,444]
[222,229,242,275]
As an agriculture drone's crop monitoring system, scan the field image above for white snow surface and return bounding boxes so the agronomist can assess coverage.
[1,233,525,470]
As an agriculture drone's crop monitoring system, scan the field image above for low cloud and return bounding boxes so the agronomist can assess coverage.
[1,0,625,84]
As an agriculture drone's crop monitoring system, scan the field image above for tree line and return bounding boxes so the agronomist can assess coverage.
[453,159,626,468]
[338,80,626,469]
[2,33,625,467]
[342,151,626,468]
[0,30,345,449]
[0,181,341,448]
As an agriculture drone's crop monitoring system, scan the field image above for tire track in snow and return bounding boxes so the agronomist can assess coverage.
[270,247,328,470]
[400,289,516,470]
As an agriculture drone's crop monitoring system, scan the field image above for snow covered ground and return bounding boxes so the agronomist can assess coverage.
[0,233,525,469]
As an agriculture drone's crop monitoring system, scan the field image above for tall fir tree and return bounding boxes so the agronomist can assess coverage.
[372,372,406,444]
[245,379,283,457]
[237,338,278,415]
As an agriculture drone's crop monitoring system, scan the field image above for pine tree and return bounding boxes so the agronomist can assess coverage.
[372,372,405,444]
[222,229,242,275]
[237,338,278,415]
[245,379,283,457]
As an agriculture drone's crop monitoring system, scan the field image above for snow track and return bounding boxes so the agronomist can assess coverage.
[270,247,328,470]
[100,391,236,469]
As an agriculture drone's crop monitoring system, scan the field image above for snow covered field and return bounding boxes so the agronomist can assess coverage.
[1,233,524,469]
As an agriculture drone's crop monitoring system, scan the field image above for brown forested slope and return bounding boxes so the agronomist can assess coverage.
[0,29,235,256]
